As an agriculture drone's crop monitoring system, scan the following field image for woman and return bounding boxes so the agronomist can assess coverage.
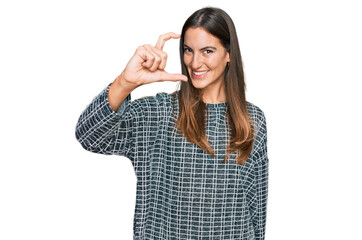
[76,7,268,240]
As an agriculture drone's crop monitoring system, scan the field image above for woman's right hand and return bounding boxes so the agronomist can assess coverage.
[116,32,188,90]
[108,32,188,111]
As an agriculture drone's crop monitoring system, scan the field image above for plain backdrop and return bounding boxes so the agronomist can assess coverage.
[1,0,361,239]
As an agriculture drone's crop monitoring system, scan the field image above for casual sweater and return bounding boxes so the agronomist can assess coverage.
[75,84,268,240]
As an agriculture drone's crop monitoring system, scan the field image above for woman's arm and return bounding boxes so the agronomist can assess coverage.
[252,149,268,239]
[108,32,187,111]
[75,85,134,156]
[248,109,269,239]
[75,32,187,156]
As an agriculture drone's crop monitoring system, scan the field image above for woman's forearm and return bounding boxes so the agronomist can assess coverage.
[108,74,136,112]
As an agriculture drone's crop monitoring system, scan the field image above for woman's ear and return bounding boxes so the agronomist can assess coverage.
[226,51,230,63]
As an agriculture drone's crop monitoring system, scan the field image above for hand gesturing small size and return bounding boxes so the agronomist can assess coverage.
[118,32,188,89]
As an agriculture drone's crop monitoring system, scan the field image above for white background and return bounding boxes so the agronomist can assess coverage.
[1,0,361,239]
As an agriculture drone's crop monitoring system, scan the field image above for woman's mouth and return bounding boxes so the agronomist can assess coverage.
[192,70,209,78]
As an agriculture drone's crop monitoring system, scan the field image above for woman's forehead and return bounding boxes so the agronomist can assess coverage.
[184,27,222,48]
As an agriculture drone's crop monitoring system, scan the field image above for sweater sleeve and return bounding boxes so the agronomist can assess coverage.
[75,84,135,158]
[249,109,269,239]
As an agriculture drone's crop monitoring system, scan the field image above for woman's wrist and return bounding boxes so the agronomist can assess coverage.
[108,74,135,112]
[114,73,138,92]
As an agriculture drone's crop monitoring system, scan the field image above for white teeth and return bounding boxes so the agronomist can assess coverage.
[193,71,208,76]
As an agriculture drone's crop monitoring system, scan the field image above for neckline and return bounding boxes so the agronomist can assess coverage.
[205,102,228,109]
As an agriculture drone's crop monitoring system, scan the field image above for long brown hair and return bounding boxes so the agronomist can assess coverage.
[176,7,254,165]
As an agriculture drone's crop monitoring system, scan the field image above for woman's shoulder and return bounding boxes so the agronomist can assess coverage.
[247,102,266,120]
[130,92,176,112]
[246,101,267,133]
[246,102,268,158]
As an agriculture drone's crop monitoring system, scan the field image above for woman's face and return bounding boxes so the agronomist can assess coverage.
[183,27,230,102]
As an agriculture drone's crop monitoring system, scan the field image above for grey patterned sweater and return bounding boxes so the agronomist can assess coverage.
[75,84,268,240]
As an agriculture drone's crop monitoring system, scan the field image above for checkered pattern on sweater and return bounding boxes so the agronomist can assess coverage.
[76,84,268,239]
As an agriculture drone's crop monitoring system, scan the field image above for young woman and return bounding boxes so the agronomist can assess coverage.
[76,7,268,240]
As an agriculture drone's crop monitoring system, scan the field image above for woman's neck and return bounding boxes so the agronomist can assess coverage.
[201,83,226,104]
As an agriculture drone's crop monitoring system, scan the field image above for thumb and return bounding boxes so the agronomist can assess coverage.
[156,71,188,82]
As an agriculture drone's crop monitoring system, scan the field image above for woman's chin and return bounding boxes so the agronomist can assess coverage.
[190,79,207,89]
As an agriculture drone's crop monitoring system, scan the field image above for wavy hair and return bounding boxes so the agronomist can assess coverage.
[176,7,254,165]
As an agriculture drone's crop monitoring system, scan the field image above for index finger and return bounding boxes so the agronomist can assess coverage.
[155,32,181,50]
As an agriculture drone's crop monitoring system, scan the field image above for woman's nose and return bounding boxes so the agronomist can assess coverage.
[191,54,202,69]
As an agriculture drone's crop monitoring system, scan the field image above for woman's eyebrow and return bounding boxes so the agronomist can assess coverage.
[183,44,192,49]
[183,44,217,51]
[200,46,217,51]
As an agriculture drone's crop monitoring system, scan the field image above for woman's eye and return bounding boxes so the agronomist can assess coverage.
[204,49,213,54]
[184,48,192,53]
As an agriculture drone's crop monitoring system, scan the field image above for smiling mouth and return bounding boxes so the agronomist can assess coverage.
[192,70,209,78]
